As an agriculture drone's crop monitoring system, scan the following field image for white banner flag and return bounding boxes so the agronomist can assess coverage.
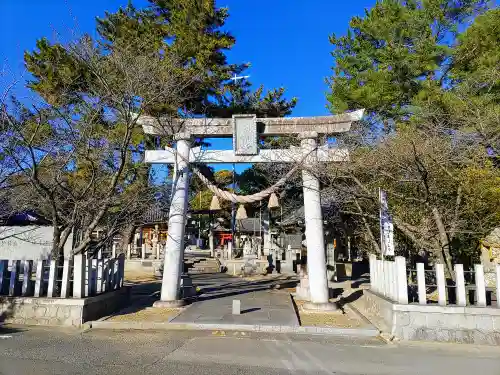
[379,189,395,256]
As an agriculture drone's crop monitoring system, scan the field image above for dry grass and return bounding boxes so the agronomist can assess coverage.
[294,299,365,328]
[107,307,182,322]
[124,272,159,284]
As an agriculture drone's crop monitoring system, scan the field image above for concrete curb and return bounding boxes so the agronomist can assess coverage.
[85,319,380,337]
[343,301,390,343]
[167,306,188,322]
[344,303,375,326]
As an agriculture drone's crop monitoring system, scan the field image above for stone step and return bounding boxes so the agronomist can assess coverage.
[184,257,220,274]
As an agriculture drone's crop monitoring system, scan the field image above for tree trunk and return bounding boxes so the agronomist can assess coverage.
[354,199,380,254]
[51,225,65,296]
[431,206,454,281]
[119,223,136,254]
[51,226,64,261]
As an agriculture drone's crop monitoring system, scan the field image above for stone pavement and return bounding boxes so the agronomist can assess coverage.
[171,288,299,326]
[112,271,300,327]
[172,272,299,326]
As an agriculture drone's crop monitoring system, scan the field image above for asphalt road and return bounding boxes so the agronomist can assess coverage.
[1,326,500,375]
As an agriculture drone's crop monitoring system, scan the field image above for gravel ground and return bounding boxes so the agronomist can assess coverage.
[294,299,366,328]
[107,307,182,322]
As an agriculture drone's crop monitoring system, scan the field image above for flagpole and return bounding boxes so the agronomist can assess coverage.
[231,163,236,250]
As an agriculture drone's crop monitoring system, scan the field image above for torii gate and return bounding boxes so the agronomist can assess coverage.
[138,110,363,311]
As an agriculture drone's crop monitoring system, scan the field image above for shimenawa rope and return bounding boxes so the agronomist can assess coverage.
[173,145,317,203]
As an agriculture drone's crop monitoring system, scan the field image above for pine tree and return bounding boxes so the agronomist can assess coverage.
[95,0,296,117]
[326,0,487,125]
[25,1,297,117]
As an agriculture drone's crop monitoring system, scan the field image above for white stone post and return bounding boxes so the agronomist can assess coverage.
[91,259,98,295]
[102,259,109,293]
[227,241,233,260]
[300,133,334,310]
[117,254,125,288]
[34,260,45,297]
[382,260,389,297]
[84,258,92,297]
[22,260,33,296]
[96,259,104,293]
[112,243,116,259]
[369,254,377,292]
[0,260,8,295]
[141,243,146,260]
[112,258,119,289]
[416,263,426,305]
[377,259,386,296]
[61,258,72,298]
[474,264,486,307]
[47,260,57,298]
[107,259,115,291]
[496,265,500,308]
[376,259,382,295]
[127,244,131,260]
[391,261,398,301]
[72,254,85,298]
[455,264,466,307]
[9,260,20,296]
[435,263,447,306]
[232,299,241,315]
[155,243,160,260]
[395,256,408,304]
[381,260,388,298]
[262,210,271,256]
[209,230,215,257]
[373,258,380,293]
[387,261,395,301]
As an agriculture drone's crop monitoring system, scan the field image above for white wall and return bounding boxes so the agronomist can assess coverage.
[0,226,73,260]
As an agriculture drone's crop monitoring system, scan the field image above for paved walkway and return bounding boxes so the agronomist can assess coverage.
[116,271,299,327]
[171,273,299,326]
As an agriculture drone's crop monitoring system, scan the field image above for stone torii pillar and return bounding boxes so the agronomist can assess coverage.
[156,132,191,306]
[138,110,363,309]
[300,132,332,310]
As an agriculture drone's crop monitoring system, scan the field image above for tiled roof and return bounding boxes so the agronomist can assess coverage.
[236,218,261,233]
[141,205,169,224]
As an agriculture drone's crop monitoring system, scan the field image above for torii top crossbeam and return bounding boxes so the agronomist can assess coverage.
[136,109,364,138]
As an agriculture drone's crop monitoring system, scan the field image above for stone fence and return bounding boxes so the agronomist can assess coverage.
[0,254,125,299]
[0,254,128,327]
[366,255,500,345]
[369,254,500,307]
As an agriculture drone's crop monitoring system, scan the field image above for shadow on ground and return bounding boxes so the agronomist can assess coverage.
[0,297,25,334]
[189,274,298,302]
[0,297,16,323]
[109,272,298,319]
[338,290,365,310]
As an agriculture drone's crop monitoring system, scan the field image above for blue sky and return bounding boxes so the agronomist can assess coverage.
[0,0,374,174]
